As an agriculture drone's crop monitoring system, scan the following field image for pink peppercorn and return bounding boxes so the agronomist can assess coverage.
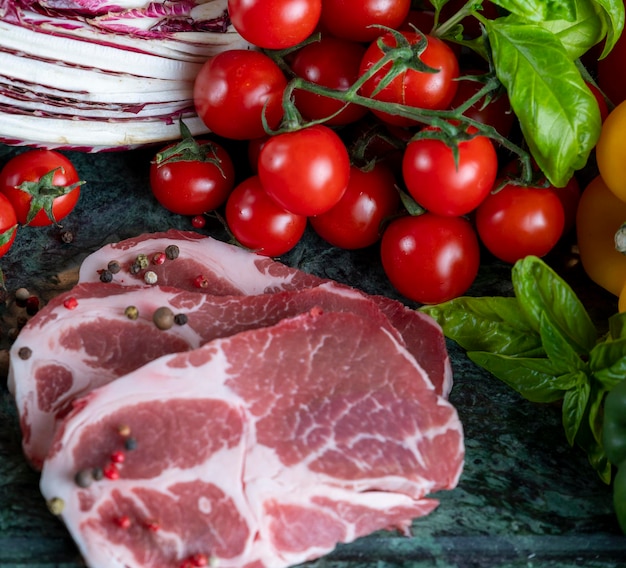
[63,297,78,310]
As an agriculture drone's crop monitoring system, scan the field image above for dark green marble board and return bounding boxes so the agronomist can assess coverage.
[0,143,624,568]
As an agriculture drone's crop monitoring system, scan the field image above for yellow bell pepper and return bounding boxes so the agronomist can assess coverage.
[576,175,626,298]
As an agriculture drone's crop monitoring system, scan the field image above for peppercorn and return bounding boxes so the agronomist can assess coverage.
[174,313,188,326]
[125,306,139,320]
[63,297,78,310]
[15,287,30,306]
[47,497,65,515]
[74,469,94,488]
[117,424,131,437]
[153,306,174,330]
[107,260,121,274]
[25,296,39,315]
[124,437,138,451]
[165,244,180,260]
[144,271,158,285]
[92,467,104,481]
[116,515,131,529]
[18,346,32,360]
[153,252,166,265]
[135,254,149,270]
[99,269,113,283]
[129,262,141,275]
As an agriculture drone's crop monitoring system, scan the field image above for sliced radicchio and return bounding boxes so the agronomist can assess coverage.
[0,0,250,151]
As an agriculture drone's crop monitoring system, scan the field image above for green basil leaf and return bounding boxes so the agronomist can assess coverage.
[540,312,588,374]
[512,256,597,354]
[592,0,626,57]
[608,311,626,340]
[590,338,626,389]
[522,0,607,59]
[491,0,577,21]
[420,296,544,355]
[486,18,601,186]
[562,381,591,445]
[468,351,568,402]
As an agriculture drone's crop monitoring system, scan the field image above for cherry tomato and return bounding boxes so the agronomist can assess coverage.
[359,31,459,126]
[449,73,515,138]
[380,213,480,304]
[227,0,321,49]
[0,149,82,226]
[595,99,626,202]
[290,36,368,126]
[193,50,287,140]
[550,175,580,235]
[257,125,351,216]
[150,139,235,216]
[586,81,609,122]
[402,126,498,217]
[0,193,17,258]
[225,176,307,257]
[310,162,400,249]
[475,183,565,264]
[319,0,411,43]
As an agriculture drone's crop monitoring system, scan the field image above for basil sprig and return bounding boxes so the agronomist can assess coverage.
[421,256,626,484]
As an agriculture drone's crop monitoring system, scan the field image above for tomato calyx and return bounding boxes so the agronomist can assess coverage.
[153,121,225,170]
[0,224,17,247]
[17,167,85,226]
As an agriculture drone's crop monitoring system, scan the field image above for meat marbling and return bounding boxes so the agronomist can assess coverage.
[10,280,407,469]
[40,309,464,568]
[77,230,453,398]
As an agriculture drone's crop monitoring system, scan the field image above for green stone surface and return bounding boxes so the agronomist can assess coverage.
[0,144,624,567]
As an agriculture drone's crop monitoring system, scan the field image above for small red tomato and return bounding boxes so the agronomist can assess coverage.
[310,162,400,249]
[193,50,287,140]
[257,125,351,216]
[0,193,17,258]
[319,0,411,43]
[290,36,368,126]
[402,126,498,217]
[359,31,459,126]
[228,0,321,49]
[380,213,480,304]
[0,149,82,226]
[150,138,235,216]
[475,183,565,264]
[225,176,307,257]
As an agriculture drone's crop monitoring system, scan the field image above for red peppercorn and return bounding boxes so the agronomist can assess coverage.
[63,297,79,310]
[191,553,208,566]
[111,450,125,464]
[193,274,209,289]
[116,515,131,529]
[191,215,206,229]
[152,252,166,265]
[103,463,120,480]
[144,519,160,532]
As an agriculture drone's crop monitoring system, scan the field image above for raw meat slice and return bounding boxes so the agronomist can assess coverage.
[78,230,453,397]
[9,281,405,469]
[40,309,464,568]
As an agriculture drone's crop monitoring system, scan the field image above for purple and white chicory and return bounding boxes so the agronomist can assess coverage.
[0,0,250,151]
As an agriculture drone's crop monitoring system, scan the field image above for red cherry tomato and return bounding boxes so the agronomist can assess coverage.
[0,193,17,258]
[359,31,459,126]
[257,125,351,216]
[475,183,566,264]
[310,162,400,249]
[0,149,82,226]
[290,36,368,126]
[227,0,321,49]
[380,213,480,304]
[225,176,307,257]
[150,139,235,216]
[319,0,411,43]
[598,29,626,106]
[586,81,609,122]
[193,50,287,140]
[402,126,498,217]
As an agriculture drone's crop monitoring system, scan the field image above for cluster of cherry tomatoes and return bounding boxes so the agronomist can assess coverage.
[150,0,590,305]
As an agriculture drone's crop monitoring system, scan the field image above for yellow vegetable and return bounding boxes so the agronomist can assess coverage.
[597,100,626,202]
[576,175,626,296]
